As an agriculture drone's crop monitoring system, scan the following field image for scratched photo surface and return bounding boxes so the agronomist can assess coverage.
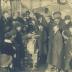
[0,0,72,72]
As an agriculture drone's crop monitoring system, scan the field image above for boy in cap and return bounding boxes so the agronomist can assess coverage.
[53,11,64,32]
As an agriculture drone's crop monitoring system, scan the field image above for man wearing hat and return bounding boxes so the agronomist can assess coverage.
[47,24,63,72]
[52,11,64,32]
[47,11,64,71]
[35,15,49,68]
[53,11,61,19]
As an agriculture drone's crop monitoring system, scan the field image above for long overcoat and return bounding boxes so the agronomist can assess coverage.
[47,26,63,69]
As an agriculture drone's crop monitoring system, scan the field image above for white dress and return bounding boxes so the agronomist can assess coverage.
[27,38,36,54]
[27,33,38,68]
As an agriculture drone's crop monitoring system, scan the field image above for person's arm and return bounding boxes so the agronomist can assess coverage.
[62,30,69,40]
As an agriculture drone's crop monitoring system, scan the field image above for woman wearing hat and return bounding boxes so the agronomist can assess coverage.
[62,15,72,31]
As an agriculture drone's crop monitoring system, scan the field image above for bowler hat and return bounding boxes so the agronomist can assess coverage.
[53,11,61,16]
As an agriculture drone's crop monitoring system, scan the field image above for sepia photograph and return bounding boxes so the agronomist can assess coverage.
[0,0,72,72]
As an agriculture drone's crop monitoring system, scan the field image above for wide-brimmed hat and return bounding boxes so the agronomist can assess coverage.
[26,11,30,15]
[53,11,61,16]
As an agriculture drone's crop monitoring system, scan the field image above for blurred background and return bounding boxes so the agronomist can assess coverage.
[0,0,72,18]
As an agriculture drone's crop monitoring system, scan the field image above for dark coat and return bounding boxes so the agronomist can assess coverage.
[47,27,63,68]
[37,25,48,55]
[0,42,15,56]
[14,31,24,58]
[62,30,72,70]
[0,17,5,44]
[2,17,13,34]
[36,24,48,65]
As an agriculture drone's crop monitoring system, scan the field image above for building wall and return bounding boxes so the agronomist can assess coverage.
[1,0,72,18]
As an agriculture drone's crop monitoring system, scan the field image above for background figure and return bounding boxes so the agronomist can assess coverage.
[47,11,64,70]
[62,26,72,72]
[0,35,15,72]
[36,15,48,68]
[62,15,72,31]
[0,16,5,44]
[25,11,38,69]
[3,12,13,33]
[13,26,25,70]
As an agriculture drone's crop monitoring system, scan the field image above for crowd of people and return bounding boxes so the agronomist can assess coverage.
[0,8,72,72]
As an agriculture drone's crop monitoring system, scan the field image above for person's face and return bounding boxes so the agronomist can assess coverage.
[23,27,26,32]
[39,25,43,31]
[65,19,70,24]
[45,16,50,23]
[23,17,26,21]
[16,26,21,31]
[26,14,29,17]
[38,17,42,23]
[32,20,35,25]
[4,13,9,19]
[54,18,60,24]
[26,13,30,18]
[69,27,72,33]
[13,13,18,19]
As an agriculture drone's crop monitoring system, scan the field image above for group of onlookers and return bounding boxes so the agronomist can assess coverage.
[0,8,72,72]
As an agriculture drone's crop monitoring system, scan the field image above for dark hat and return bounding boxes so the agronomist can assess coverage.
[64,15,71,20]
[53,11,61,15]
[26,11,30,15]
